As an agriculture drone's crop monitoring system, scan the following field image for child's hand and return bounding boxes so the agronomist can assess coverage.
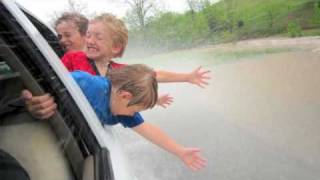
[187,66,211,88]
[178,147,207,171]
[157,94,174,108]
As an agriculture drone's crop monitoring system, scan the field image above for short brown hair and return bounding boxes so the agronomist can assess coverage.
[54,12,88,35]
[107,64,158,109]
[92,13,128,57]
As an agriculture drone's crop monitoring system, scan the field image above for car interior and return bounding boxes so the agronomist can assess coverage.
[0,2,113,180]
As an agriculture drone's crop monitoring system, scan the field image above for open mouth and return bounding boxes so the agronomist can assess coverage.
[87,46,99,53]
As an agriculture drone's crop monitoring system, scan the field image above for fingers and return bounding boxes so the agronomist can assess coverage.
[188,147,201,153]
[191,154,207,171]
[189,158,207,171]
[23,92,57,119]
[183,148,207,171]
[159,99,170,108]
[200,70,211,75]
[21,89,33,100]
[200,73,211,80]
[195,66,202,73]
[157,94,174,108]
[160,104,168,108]
[195,67,211,75]
[196,80,209,88]
[31,99,57,115]
[190,67,211,88]
[198,82,208,88]
[34,104,57,119]
[198,73,211,88]
[28,93,52,106]
[159,100,173,108]
[199,70,211,81]
[164,96,174,104]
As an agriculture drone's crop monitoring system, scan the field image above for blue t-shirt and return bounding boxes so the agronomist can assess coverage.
[71,71,144,128]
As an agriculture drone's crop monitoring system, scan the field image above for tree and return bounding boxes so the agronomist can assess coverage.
[265,1,279,29]
[223,0,236,33]
[186,0,211,13]
[66,0,88,13]
[48,0,89,27]
[124,0,162,29]
[313,1,320,25]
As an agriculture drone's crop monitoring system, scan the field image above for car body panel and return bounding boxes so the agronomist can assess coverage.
[0,0,135,179]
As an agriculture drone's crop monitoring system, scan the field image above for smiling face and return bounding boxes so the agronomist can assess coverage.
[56,21,86,52]
[85,21,117,62]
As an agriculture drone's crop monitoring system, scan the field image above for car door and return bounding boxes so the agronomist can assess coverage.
[0,1,133,180]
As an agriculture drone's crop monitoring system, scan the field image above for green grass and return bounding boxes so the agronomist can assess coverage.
[301,29,320,36]
[275,28,320,37]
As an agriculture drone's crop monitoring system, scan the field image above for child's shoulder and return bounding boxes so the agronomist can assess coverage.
[110,61,126,69]
[72,71,109,85]
[62,51,87,62]
[72,71,100,80]
[71,71,110,92]
[71,70,91,77]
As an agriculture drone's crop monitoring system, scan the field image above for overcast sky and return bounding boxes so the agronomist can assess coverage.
[16,0,192,23]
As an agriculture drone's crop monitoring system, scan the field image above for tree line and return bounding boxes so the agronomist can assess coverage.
[124,0,320,57]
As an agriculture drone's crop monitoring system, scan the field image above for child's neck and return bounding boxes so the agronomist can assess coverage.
[94,58,112,76]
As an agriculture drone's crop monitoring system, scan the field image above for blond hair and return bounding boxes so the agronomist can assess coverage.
[92,13,128,57]
[107,64,158,109]
[54,12,88,35]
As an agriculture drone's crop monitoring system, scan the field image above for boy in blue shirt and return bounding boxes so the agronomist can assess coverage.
[72,64,206,171]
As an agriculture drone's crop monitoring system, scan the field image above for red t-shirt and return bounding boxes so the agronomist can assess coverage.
[61,51,126,75]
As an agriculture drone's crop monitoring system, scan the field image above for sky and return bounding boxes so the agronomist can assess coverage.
[16,0,191,23]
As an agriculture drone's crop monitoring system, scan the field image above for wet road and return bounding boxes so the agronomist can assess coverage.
[116,50,320,180]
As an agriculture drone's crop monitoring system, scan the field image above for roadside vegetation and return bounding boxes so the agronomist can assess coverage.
[124,0,320,57]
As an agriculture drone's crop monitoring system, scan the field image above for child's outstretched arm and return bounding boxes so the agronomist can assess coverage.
[155,66,211,88]
[132,122,207,171]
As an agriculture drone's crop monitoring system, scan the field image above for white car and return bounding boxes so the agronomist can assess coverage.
[0,1,134,180]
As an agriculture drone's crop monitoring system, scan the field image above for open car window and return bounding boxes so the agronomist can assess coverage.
[0,1,132,180]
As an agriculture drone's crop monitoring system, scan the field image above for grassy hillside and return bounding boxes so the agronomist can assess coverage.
[125,0,320,58]
[206,0,318,37]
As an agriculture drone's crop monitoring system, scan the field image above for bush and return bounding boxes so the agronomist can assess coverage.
[287,21,302,37]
